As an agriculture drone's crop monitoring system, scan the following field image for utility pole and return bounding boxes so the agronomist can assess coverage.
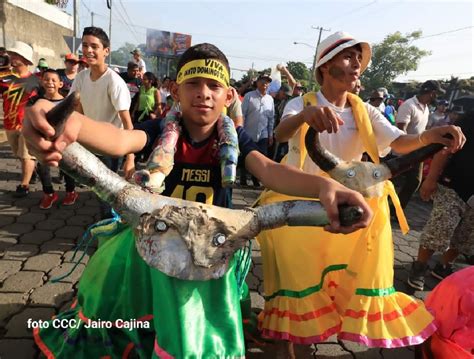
[72,0,77,54]
[91,11,94,26]
[310,26,330,88]
[108,0,112,65]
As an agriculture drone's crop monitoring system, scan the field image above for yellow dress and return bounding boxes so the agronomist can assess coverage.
[256,93,436,347]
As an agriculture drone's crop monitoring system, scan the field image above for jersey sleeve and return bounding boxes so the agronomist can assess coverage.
[237,126,259,160]
[366,103,404,157]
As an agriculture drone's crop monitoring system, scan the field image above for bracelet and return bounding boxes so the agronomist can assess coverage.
[418,132,428,146]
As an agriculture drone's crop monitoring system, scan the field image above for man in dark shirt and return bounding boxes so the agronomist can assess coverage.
[120,61,142,112]
[57,53,79,97]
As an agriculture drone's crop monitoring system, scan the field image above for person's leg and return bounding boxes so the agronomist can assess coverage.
[37,162,59,209]
[62,172,79,205]
[397,163,423,209]
[97,156,122,218]
[408,185,461,290]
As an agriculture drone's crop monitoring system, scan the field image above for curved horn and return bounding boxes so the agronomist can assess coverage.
[305,127,342,171]
[384,135,452,178]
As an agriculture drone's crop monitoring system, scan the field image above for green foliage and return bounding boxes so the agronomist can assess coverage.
[360,31,430,93]
[286,61,310,82]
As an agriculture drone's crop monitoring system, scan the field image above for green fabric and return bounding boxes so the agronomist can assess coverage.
[355,286,396,297]
[137,86,157,121]
[36,223,247,358]
[264,264,348,300]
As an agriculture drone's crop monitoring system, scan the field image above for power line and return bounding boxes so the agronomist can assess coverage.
[414,26,474,40]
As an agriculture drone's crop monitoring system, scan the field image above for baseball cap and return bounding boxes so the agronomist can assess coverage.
[279,83,293,96]
[314,31,371,85]
[420,80,446,94]
[38,58,48,68]
[130,48,142,55]
[437,99,449,106]
[257,73,272,83]
[65,53,79,62]
[369,90,384,100]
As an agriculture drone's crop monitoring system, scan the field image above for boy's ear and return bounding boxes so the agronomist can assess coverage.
[58,80,64,89]
[170,81,180,102]
[224,87,234,107]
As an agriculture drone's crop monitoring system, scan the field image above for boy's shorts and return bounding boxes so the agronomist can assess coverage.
[6,130,35,160]
[420,184,474,254]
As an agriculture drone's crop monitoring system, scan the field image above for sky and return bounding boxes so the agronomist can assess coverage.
[63,0,473,82]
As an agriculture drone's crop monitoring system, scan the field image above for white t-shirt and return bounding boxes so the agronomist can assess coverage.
[281,91,403,174]
[70,68,131,128]
[132,58,146,72]
[159,87,170,104]
[395,95,429,135]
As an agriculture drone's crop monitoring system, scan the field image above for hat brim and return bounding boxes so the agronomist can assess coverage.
[315,40,371,85]
[7,50,33,66]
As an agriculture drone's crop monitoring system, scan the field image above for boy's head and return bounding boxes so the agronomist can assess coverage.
[314,31,371,90]
[7,41,34,68]
[81,27,110,66]
[127,61,140,78]
[41,69,63,96]
[172,43,233,126]
[64,53,79,71]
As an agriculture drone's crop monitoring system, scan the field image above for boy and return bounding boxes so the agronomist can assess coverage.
[34,69,78,209]
[71,26,134,217]
[25,43,372,358]
[258,31,465,356]
[0,41,40,197]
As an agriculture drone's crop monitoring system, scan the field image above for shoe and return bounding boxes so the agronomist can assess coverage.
[13,185,29,198]
[62,191,79,206]
[407,261,427,290]
[39,192,59,209]
[431,263,454,281]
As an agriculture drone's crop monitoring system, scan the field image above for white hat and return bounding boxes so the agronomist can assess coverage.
[314,31,371,85]
[8,41,34,66]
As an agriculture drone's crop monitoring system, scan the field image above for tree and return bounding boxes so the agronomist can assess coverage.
[286,61,310,82]
[360,31,430,93]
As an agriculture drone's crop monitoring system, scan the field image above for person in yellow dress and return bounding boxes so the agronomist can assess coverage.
[256,31,466,357]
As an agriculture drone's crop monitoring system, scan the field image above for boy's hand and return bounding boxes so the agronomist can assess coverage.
[23,99,81,166]
[423,125,466,153]
[302,106,344,134]
[318,178,372,234]
[123,157,135,180]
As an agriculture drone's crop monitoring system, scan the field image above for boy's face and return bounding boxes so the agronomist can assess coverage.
[82,35,109,66]
[171,77,233,126]
[65,60,79,72]
[320,46,362,91]
[42,72,63,95]
[9,52,29,68]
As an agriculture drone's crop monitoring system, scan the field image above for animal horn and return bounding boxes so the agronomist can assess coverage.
[305,127,342,171]
[384,136,451,178]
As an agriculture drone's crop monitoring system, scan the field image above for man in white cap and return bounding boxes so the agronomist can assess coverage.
[0,41,41,197]
[130,48,146,76]
[257,31,465,357]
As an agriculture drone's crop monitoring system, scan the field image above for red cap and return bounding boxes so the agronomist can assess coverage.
[65,53,79,62]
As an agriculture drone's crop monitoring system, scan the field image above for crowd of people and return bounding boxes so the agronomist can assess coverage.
[0,26,472,358]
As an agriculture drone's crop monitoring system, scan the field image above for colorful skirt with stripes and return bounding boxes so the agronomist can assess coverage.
[256,182,436,347]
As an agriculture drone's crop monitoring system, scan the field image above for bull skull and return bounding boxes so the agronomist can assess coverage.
[304,127,447,197]
[44,93,364,280]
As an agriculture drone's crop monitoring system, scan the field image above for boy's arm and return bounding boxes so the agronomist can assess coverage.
[245,150,372,233]
[23,99,147,167]
[419,151,451,201]
[118,110,136,178]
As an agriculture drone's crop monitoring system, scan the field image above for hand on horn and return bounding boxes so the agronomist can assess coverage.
[302,106,344,134]
[23,99,81,167]
[318,177,373,234]
[422,125,466,154]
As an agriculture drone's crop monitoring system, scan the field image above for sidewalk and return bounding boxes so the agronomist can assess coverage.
[0,140,462,358]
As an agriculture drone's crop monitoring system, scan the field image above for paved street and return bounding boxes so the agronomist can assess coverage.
[0,139,466,358]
